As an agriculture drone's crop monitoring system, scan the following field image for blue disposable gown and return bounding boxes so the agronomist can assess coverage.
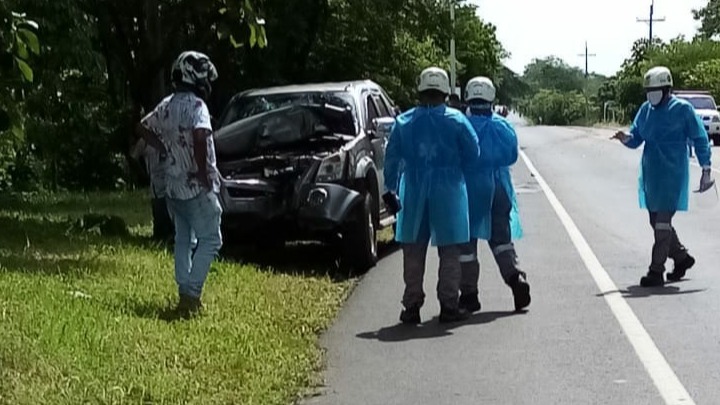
[384,105,480,246]
[465,112,523,241]
[625,96,712,212]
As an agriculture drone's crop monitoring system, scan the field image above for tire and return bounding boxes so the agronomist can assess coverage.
[713,135,720,147]
[341,193,378,273]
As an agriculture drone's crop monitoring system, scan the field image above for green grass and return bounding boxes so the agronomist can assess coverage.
[0,191,351,405]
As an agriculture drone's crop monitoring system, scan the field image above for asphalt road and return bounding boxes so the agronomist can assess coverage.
[303,124,720,405]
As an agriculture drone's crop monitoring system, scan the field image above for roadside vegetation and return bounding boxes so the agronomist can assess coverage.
[516,1,720,126]
[0,191,353,404]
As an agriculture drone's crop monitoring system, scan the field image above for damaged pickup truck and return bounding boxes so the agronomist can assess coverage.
[214,81,398,271]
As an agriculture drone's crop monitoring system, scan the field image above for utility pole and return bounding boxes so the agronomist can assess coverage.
[577,41,597,78]
[577,41,596,123]
[449,0,457,96]
[637,0,665,44]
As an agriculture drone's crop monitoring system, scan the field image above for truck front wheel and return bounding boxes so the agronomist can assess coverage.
[341,192,378,273]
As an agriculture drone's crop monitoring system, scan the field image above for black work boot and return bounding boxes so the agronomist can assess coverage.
[640,271,665,287]
[400,306,421,325]
[439,306,469,323]
[667,254,695,282]
[176,294,203,319]
[458,294,481,313]
[508,271,531,311]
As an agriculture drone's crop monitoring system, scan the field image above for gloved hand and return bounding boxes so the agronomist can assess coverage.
[610,131,632,143]
[382,191,402,215]
[696,167,715,193]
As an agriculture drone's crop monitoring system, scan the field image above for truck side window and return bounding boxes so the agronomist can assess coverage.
[373,94,391,117]
[366,95,380,128]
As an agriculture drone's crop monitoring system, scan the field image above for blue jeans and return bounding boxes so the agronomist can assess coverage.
[166,191,223,298]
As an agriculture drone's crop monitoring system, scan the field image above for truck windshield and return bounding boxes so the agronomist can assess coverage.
[220,91,358,133]
[677,95,717,110]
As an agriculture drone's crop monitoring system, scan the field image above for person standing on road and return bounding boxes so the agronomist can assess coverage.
[383,67,480,324]
[136,51,223,316]
[611,66,714,287]
[459,76,530,313]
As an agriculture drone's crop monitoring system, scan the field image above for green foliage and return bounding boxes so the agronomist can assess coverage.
[686,59,720,98]
[523,56,586,93]
[519,89,588,126]
[516,56,605,126]
[0,0,506,192]
[0,8,40,135]
[693,0,720,39]
[612,36,720,122]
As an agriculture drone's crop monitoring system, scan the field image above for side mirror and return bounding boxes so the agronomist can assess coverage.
[370,117,395,138]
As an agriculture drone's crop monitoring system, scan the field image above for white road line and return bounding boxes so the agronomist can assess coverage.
[519,149,695,405]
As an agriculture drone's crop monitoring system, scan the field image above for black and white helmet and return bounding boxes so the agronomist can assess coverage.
[171,51,218,96]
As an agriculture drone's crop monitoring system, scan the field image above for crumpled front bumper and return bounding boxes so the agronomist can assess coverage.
[220,179,362,231]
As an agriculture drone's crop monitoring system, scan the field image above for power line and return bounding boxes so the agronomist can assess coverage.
[577,41,597,78]
[636,0,666,43]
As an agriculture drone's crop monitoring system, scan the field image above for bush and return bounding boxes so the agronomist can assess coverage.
[520,89,588,126]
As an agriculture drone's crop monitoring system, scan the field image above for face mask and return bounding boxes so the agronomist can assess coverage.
[646,90,664,106]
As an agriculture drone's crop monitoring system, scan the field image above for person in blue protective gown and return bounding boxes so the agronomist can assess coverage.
[458,76,530,313]
[382,66,480,324]
[612,66,714,287]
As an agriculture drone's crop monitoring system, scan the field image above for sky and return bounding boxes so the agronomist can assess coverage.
[472,0,709,76]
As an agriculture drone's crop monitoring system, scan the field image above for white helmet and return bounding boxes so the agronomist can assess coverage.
[643,66,673,88]
[417,67,451,94]
[465,76,496,103]
[171,51,218,95]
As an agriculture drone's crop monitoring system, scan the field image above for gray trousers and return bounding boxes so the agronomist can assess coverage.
[402,242,463,311]
[460,183,521,295]
[649,211,688,273]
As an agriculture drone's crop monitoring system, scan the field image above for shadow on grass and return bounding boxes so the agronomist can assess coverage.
[220,240,401,282]
[127,300,193,323]
[0,214,161,278]
[0,192,150,227]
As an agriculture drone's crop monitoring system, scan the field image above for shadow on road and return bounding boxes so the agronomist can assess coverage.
[356,310,524,342]
[596,282,707,299]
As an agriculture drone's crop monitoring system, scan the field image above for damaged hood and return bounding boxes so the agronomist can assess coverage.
[214,103,356,159]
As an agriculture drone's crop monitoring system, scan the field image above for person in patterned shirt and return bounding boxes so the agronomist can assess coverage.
[136,51,222,317]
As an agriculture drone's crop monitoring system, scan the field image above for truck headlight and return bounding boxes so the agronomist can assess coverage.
[316,152,346,182]
[712,116,720,123]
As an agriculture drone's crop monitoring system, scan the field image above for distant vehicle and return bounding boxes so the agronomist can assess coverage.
[674,90,720,146]
[213,81,398,272]
[495,105,509,117]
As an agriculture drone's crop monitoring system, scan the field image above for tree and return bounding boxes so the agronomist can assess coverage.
[0,9,39,135]
[495,65,531,107]
[522,56,585,93]
[0,0,505,192]
[693,0,720,39]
